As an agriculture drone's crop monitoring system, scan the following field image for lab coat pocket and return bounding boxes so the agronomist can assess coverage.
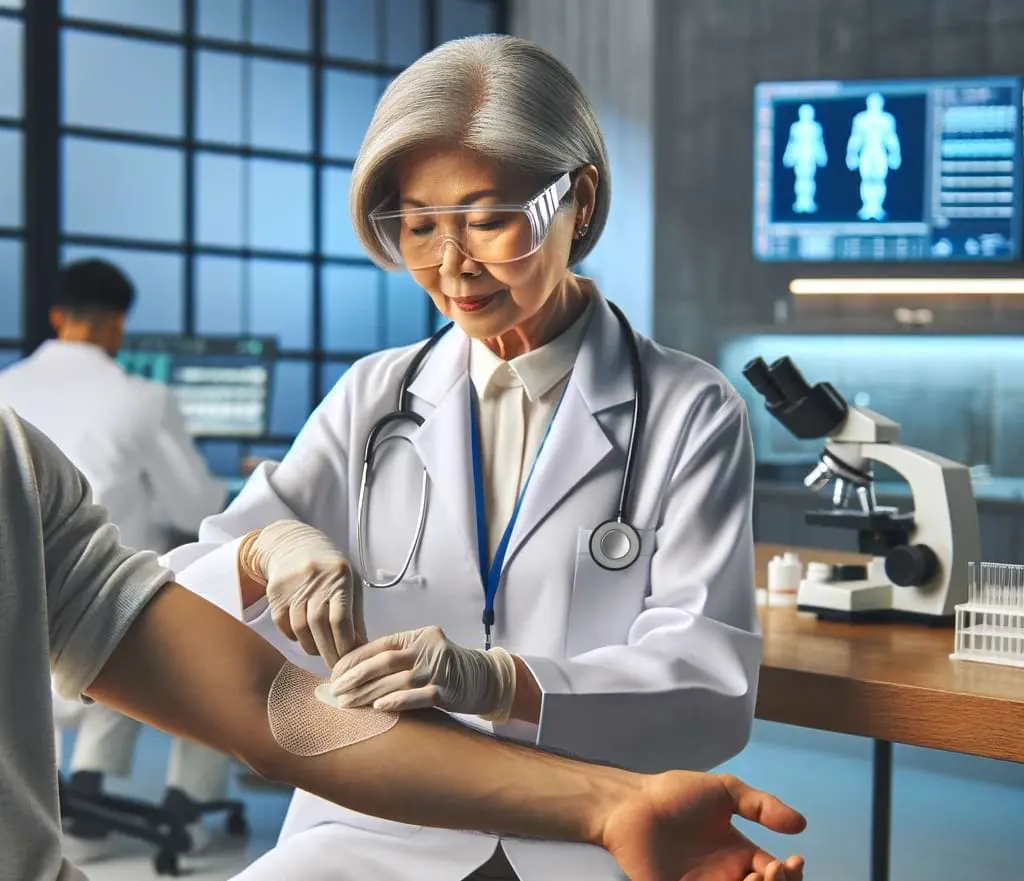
[565,527,656,657]
[360,572,431,638]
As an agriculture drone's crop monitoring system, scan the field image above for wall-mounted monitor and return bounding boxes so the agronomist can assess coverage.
[753,76,1023,262]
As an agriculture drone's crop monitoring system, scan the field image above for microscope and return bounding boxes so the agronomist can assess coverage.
[743,355,981,624]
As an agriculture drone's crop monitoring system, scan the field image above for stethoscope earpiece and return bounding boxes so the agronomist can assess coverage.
[589,520,642,571]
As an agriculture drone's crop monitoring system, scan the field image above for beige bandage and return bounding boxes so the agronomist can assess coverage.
[267,662,399,756]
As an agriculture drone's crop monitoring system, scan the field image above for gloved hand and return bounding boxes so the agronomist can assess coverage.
[317,625,517,721]
[238,520,364,669]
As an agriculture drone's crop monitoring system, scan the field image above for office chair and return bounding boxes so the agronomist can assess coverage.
[59,772,248,876]
[54,689,248,876]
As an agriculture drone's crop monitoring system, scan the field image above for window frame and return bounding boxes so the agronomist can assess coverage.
[17,0,508,448]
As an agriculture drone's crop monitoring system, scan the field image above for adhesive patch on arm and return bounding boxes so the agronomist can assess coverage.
[267,662,399,756]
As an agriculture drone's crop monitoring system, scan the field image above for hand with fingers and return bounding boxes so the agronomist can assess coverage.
[316,625,518,722]
[603,771,806,881]
[238,520,365,669]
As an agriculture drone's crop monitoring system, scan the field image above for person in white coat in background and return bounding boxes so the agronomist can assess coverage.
[167,34,762,881]
[0,258,229,851]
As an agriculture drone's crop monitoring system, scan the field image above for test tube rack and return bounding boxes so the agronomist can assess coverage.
[951,562,1024,668]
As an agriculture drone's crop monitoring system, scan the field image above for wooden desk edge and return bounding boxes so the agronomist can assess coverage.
[753,544,1024,764]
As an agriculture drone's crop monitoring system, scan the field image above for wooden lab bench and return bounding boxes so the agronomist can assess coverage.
[753,544,1024,881]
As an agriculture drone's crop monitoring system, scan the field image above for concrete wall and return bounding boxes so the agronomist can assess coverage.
[511,0,655,334]
[653,0,1024,362]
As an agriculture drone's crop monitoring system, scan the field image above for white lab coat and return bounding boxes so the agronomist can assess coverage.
[0,340,226,554]
[166,293,762,881]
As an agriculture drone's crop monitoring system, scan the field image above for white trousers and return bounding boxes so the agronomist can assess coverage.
[67,704,229,802]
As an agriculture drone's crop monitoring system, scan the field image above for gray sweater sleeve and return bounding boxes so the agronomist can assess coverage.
[19,414,176,700]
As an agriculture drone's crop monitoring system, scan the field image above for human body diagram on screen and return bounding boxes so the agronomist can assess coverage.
[782,104,827,213]
[780,92,902,221]
[845,93,901,220]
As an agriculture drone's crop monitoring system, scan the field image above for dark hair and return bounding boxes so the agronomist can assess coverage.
[54,259,135,316]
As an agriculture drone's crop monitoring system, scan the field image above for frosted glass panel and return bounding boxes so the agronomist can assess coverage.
[321,361,352,397]
[323,70,380,159]
[0,20,22,118]
[196,154,244,247]
[196,256,243,335]
[62,138,184,242]
[0,130,22,228]
[249,160,313,253]
[385,0,426,66]
[322,265,381,351]
[62,31,183,136]
[63,0,182,32]
[384,271,427,346]
[325,0,377,62]
[251,59,311,153]
[251,0,310,52]
[249,260,312,349]
[270,360,312,435]
[437,0,496,41]
[197,0,243,41]
[0,239,22,339]
[197,51,243,144]
[322,168,361,257]
[63,245,184,333]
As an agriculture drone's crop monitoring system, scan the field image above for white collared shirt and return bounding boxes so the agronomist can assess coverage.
[468,300,594,560]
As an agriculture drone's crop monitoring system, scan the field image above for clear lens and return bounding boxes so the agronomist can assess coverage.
[372,208,539,270]
[371,173,572,271]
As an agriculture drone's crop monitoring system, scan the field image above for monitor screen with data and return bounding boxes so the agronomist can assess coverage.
[117,336,275,439]
[753,76,1024,261]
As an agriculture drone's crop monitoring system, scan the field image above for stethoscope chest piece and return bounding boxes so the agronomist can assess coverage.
[589,519,642,570]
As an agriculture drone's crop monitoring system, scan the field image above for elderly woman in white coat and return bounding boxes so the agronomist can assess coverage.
[167,34,762,881]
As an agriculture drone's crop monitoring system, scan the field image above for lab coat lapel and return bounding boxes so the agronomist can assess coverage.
[504,295,636,567]
[406,332,481,580]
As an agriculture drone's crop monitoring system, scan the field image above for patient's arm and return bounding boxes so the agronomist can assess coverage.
[88,582,623,840]
[88,583,805,881]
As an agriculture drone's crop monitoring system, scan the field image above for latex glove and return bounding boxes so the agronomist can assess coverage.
[317,625,517,721]
[238,520,364,669]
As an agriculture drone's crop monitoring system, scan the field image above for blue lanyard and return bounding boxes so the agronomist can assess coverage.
[469,383,568,649]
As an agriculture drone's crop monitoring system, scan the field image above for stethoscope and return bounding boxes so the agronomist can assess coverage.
[355,300,645,641]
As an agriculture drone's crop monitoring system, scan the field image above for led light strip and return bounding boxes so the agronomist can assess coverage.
[789,278,1024,296]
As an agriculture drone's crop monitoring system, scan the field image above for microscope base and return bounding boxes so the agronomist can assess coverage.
[798,604,954,627]
[796,578,954,626]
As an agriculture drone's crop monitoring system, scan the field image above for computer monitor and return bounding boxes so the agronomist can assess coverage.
[753,76,1024,261]
[117,335,276,439]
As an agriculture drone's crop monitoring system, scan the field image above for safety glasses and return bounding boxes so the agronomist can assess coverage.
[370,173,572,270]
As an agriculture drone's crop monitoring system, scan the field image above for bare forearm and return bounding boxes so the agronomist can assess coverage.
[88,583,634,843]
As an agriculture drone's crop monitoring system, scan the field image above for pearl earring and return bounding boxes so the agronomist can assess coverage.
[576,223,590,239]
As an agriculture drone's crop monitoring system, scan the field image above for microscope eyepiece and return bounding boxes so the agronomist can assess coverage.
[742,353,849,440]
[742,357,787,407]
[767,357,812,406]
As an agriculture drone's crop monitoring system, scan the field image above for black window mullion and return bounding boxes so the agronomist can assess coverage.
[23,0,59,354]
[311,0,325,404]
[183,0,197,335]
[421,0,440,338]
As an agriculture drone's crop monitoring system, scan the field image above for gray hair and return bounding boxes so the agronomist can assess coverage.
[350,34,611,268]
